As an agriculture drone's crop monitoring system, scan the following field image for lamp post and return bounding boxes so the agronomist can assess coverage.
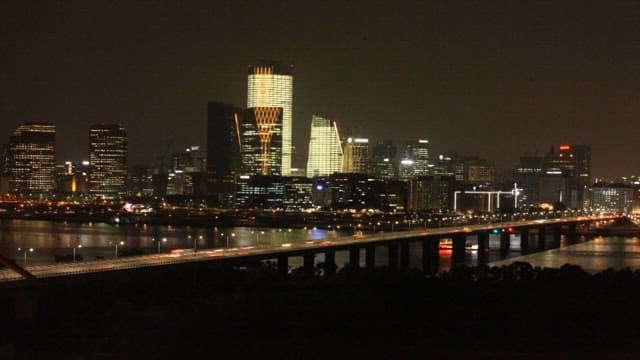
[196,235,202,251]
[115,241,124,259]
[73,244,82,263]
[157,237,167,253]
[225,233,235,248]
[18,247,33,266]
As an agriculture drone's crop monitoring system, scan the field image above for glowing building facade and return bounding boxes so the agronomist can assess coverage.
[306,115,343,177]
[9,123,56,197]
[343,137,370,174]
[247,61,293,175]
[88,123,127,199]
[241,107,282,176]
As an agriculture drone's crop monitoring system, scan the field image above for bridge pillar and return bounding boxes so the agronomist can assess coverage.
[452,235,466,265]
[303,254,315,275]
[477,232,489,263]
[568,223,578,244]
[388,242,399,271]
[277,255,289,277]
[400,240,410,271]
[553,225,562,248]
[349,247,360,268]
[324,249,336,276]
[422,238,439,274]
[538,227,547,250]
[520,229,529,254]
[500,231,510,257]
[365,245,376,271]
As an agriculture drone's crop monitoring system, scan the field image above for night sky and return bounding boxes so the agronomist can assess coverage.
[1,1,639,178]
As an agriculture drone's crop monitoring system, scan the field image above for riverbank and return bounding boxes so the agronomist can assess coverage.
[3,262,640,358]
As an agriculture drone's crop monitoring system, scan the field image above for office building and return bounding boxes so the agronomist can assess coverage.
[306,115,343,177]
[9,123,56,197]
[241,107,283,176]
[207,102,244,204]
[371,140,397,180]
[89,123,127,199]
[247,60,293,175]
[343,137,369,174]
[399,139,430,180]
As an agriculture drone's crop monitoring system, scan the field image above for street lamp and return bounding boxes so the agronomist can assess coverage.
[196,235,203,251]
[18,247,34,266]
[115,241,124,259]
[73,244,82,263]
[157,237,167,253]
[225,233,235,248]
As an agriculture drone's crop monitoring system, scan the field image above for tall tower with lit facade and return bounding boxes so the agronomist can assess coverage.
[306,115,343,177]
[247,60,293,175]
[88,123,127,199]
[241,107,283,176]
[343,137,370,174]
[9,123,56,197]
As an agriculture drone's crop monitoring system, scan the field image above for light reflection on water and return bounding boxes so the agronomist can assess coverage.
[2,219,638,273]
[489,236,640,273]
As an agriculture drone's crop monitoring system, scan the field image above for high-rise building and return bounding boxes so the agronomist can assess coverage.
[343,137,370,174]
[88,123,127,199]
[247,60,294,176]
[241,107,282,176]
[371,140,397,179]
[207,102,243,203]
[8,123,56,197]
[399,139,430,180]
[306,115,343,177]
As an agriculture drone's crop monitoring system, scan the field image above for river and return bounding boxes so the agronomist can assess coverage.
[0,219,637,273]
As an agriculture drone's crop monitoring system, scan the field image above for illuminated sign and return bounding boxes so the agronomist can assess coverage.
[559,145,571,151]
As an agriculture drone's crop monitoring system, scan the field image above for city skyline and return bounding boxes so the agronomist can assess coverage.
[1,2,639,178]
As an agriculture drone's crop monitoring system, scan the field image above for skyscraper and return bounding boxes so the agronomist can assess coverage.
[9,123,56,197]
[206,102,243,202]
[343,137,370,174]
[89,123,127,199]
[371,140,397,179]
[247,60,293,175]
[241,107,282,176]
[306,115,343,177]
[399,139,430,180]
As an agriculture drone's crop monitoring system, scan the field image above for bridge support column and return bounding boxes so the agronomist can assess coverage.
[400,240,410,271]
[568,223,578,244]
[477,232,489,263]
[324,249,336,276]
[422,238,439,274]
[538,227,546,250]
[452,235,466,265]
[303,254,315,275]
[388,242,399,271]
[553,225,562,248]
[349,247,360,268]
[520,229,529,254]
[365,245,375,271]
[277,255,289,277]
[500,231,510,257]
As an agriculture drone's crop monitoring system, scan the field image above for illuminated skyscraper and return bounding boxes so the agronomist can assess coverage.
[399,139,430,180]
[343,137,370,174]
[247,60,293,175]
[306,115,343,177]
[241,107,282,176]
[9,123,56,197]
[89,123,127,199]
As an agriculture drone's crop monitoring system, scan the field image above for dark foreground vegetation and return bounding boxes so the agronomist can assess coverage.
[3,262,640,359]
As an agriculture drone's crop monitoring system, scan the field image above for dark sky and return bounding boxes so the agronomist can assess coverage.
[1,1,639,178]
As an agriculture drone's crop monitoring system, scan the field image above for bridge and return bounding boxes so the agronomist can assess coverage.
[0,214,620,283]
